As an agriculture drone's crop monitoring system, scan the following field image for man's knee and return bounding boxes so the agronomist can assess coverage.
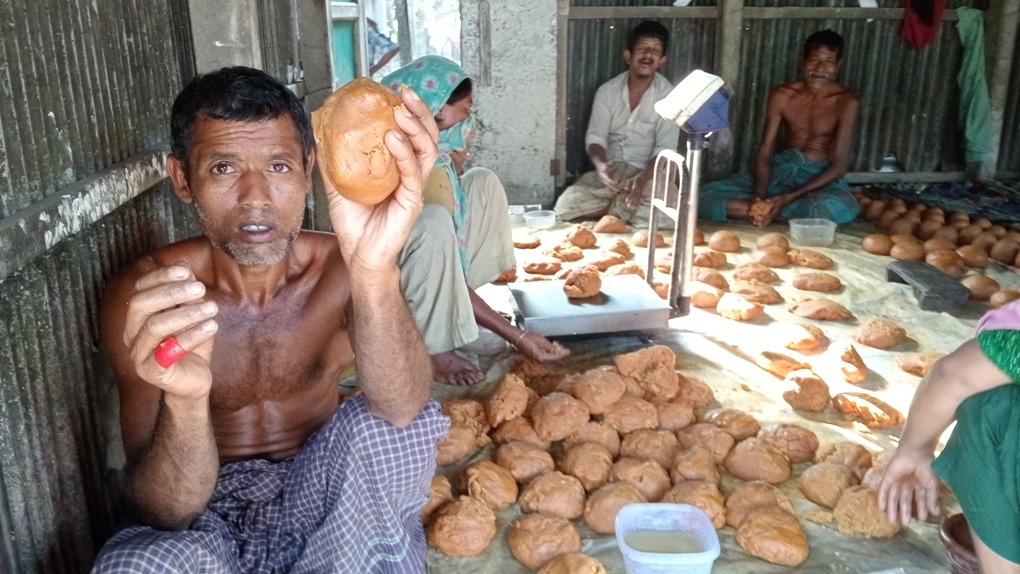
[461,167,502,194]
[93,527,227,573]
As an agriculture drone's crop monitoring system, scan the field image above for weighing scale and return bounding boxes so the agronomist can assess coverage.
[509,70,730,337]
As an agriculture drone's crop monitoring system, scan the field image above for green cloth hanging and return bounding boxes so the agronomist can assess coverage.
[955,7,994,164]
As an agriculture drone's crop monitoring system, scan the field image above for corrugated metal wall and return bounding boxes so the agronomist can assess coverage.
[0,188,199,574]
[1000,18,1020,174]
[0,0,194,220]
[563,0,996,179]
[0,0,196,572]
[566,14,717,176]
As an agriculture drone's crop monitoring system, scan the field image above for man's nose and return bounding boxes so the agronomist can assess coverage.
[237,171,272,208]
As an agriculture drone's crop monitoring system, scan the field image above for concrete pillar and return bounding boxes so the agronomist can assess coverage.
[187,0,262,73]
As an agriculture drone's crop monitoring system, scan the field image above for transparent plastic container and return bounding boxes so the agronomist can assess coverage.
[789,218,836,246]
[616,503,721,574]
[524,210,557,230]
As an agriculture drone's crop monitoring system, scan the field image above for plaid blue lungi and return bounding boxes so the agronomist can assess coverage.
[697,148,861,224]
[92,395,449,573]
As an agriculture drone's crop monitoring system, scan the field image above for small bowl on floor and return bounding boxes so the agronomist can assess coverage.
[524,210,557,230]
[940,513,980,574]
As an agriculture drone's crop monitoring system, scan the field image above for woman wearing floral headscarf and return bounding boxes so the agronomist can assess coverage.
[383,56,569,385]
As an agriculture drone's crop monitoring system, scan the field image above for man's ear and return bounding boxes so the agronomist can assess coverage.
[166,154,194,204]
[623,49,633,66]
[658,55,668,70]
[304,148,317,191]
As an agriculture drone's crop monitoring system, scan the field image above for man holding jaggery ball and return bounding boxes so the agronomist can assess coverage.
[92,67,446,572]
[697,29,861,227]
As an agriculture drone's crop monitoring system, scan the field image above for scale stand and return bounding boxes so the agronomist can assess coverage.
[647,70,730,318]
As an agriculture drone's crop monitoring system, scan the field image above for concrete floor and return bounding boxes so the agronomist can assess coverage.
[426,217,1018,573]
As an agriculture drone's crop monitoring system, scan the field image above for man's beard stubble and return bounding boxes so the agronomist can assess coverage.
[195,204,303,267]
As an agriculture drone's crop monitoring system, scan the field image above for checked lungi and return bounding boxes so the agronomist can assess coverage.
[92,395,449,573]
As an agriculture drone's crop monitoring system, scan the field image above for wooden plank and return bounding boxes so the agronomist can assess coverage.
[568,6,717,20]
[709,0,743,177]
[742,7,958,21]
[843,171,966,184]
[980,1,1019,180]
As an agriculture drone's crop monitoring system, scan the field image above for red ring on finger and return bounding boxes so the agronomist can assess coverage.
[153,336,188,369]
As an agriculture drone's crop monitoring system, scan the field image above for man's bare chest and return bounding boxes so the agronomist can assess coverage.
[207,298,347,409]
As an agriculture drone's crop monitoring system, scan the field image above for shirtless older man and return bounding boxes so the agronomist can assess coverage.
[92,67,444,573]
[699,29,861,227]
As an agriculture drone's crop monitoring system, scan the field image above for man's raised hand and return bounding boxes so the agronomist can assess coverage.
[326,87,440,275]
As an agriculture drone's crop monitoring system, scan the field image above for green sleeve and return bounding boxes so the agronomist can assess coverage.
[978,329,1020,383]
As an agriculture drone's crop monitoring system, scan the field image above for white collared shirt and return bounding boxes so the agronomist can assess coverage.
[585,72,680,170]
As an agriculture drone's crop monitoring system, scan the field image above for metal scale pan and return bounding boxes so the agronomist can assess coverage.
[508,274,670,337]
[510,70,728,337]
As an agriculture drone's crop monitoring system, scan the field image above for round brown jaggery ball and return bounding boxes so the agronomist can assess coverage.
[558,442,614,492]
[724,437,791,484]
[990,290,1020,308]
[458,459,519,510]
[757,423,819,463]
[519,471,587,520]
[677,423,736,464]
[532,392,591,442]
[799,461,858,508]
[610,457,671,502]
[508,513,582,570]
[708,230,741,252]
[312,78,403,205]
[833,486,901,539]
[725,480,794,529]
[890,241,925,261]
[925,249,965,278]
[754,246,791,268]
[583,482,647,534]
[736,505,809,566]
[862,234,893,255]
[602,394,658,434]
[536,553,607,574]
[961,274,1000,301]
[426,496,497,556]
[661,480,726,530]
[757,232,790,251]
[990,239,1020,264]
[495,440,555,484]
[421,475,454,526]
[956,244,990,268]
[563,420,621,458]
[619,429,680,470]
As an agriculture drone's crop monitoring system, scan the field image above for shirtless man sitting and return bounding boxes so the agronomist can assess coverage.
[698,29,861,227]
[92,67,445,572]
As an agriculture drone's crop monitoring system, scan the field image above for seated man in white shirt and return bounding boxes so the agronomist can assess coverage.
[554,20,680,227]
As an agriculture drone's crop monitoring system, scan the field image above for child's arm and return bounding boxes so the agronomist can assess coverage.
[879,338,1013,525]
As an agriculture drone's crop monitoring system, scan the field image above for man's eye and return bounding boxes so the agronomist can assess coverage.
[271,163,291,173]
[212,163,234,174]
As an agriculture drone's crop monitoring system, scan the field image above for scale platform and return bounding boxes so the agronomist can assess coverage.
[508,275,671,337]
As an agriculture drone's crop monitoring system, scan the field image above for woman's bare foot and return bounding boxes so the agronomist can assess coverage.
[431,351,485,386]
[516,332,571,362]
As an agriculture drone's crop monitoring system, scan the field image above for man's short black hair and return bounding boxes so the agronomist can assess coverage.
[627,20,669,54]
[170,66,315,173]
[803,29,844,61]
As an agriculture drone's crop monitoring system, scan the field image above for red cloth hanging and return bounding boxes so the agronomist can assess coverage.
[900,0,946,49]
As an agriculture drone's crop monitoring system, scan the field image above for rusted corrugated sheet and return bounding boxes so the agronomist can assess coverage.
[0,184,199,574]
[999,19,1020,173]
[565,16,717,177]
[563,0,992,180]
[0,0,191,222]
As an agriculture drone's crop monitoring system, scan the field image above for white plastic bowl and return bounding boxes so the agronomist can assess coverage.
[524,209,556,230]
[616,503,721,574]
[789,218,836,246]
